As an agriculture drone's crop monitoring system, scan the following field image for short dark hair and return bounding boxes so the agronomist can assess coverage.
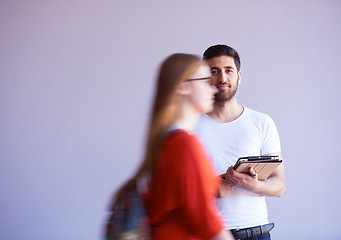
[203,44,241,72]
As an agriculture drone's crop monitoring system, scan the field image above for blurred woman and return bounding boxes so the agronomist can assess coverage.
[133,53,233,240]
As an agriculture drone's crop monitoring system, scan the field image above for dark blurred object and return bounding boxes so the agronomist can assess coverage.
[105,180,151,240]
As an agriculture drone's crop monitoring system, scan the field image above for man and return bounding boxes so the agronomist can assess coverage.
[196,44,286,240]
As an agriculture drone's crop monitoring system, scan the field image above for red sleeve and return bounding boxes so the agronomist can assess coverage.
[150,132,224,239]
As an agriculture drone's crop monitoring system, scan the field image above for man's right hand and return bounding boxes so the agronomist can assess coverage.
[217,174,235,198]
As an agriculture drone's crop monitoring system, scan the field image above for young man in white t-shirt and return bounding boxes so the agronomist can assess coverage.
[196,44,286,240]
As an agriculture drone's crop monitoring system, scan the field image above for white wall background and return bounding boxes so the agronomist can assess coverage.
[1,0,341,239]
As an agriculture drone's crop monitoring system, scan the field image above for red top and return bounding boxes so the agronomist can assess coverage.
[147,131,225,240]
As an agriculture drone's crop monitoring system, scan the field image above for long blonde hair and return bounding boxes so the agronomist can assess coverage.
[131,53,203,182]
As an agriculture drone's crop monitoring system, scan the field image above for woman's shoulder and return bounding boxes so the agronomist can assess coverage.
[166,129,199,146]
[161,130,203,156]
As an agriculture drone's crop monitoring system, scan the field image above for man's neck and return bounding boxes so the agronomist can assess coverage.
[207,99,244,123]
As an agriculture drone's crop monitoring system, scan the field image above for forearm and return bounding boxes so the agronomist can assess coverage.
[252,174,286,197]
[210,230,234,240]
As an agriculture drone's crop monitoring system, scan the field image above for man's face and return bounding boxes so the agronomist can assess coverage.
[207,55,241,102]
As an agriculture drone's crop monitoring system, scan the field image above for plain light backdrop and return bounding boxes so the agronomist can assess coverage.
[1,0,341,239]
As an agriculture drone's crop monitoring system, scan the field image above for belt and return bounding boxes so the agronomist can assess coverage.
[231,223,274,240]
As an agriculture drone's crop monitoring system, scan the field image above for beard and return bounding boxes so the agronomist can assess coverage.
[214,83,238,102]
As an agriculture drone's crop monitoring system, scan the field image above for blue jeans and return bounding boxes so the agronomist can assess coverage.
[234,232,270,240]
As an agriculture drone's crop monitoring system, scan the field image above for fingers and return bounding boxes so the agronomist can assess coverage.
[226,166,234,176]
[225,165,233,175]
[224,167,236,185]
[249,167,258,178]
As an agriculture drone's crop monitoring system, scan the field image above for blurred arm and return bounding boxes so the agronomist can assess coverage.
[210,229,234,240]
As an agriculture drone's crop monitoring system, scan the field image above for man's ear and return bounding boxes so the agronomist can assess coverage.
[176,82,191,96]
[237,71,242,84]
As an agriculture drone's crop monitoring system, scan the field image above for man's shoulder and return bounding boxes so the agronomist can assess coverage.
[243,107,279,132]
[244,107,269,120]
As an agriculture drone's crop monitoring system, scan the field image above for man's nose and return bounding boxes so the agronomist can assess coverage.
[218,72,227,83]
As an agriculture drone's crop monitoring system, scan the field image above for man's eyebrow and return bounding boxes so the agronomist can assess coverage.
[211,66,235,70]
[224,66,235,69]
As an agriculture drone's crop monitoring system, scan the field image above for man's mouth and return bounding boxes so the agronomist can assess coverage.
[216,84,229,90]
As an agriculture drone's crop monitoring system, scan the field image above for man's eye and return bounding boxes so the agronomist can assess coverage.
[211,70,218,75]
[226,69,233,73]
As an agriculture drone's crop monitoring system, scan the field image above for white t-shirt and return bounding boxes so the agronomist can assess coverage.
[195,107,281,229]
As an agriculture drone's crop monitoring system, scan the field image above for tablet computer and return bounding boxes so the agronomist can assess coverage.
[233,156,282,181]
